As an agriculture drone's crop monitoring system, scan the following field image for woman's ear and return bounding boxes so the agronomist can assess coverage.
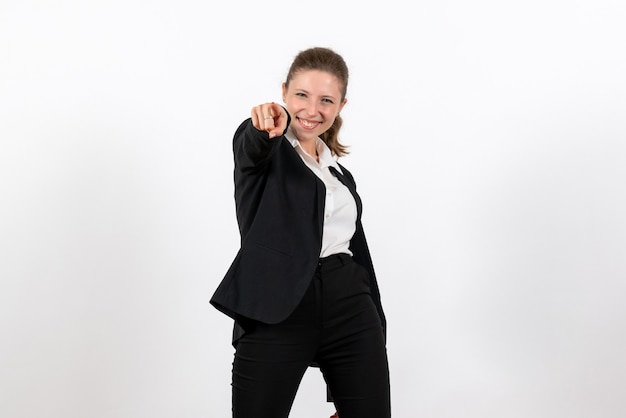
[281,82,287,103]
[338,98,348,114]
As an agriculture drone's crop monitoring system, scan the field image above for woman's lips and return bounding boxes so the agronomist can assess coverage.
[298,117,321,130]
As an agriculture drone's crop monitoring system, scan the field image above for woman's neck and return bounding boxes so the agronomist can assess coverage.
[298,139,319,162]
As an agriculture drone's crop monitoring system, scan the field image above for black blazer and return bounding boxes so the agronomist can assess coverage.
[210,117,386,335]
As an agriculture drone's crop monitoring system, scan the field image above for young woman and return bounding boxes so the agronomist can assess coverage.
[211,47,391,418]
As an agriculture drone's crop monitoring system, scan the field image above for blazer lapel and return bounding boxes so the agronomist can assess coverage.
[328,165,363,222]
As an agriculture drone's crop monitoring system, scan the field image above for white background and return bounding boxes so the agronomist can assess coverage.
[2,1,625,417]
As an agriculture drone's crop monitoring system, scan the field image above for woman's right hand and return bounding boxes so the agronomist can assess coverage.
[251,102,288,138]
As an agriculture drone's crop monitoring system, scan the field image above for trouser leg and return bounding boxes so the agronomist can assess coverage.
[316,258,391,418]
[231,330,311,418]
[231,281,319,418]
[320,322,390,418]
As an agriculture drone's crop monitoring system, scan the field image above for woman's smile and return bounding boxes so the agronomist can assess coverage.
[297,117,322,130]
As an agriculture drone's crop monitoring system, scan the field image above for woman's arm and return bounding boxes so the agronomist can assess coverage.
[233,103,290,171]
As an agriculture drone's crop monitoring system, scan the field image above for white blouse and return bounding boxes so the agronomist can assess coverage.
[285,129,357,258]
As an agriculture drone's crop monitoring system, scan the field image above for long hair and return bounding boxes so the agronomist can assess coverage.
[285,47,350,157]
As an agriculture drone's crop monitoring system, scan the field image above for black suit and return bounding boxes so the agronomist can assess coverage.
[211,116,391,417]
[210,117,386,334]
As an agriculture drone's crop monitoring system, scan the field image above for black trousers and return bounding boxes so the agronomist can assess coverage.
[231,253,391,418]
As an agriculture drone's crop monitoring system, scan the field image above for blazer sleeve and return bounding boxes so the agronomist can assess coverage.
[233,114,291,172]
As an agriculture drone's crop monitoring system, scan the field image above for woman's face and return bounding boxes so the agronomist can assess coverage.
[282,69,347,143]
